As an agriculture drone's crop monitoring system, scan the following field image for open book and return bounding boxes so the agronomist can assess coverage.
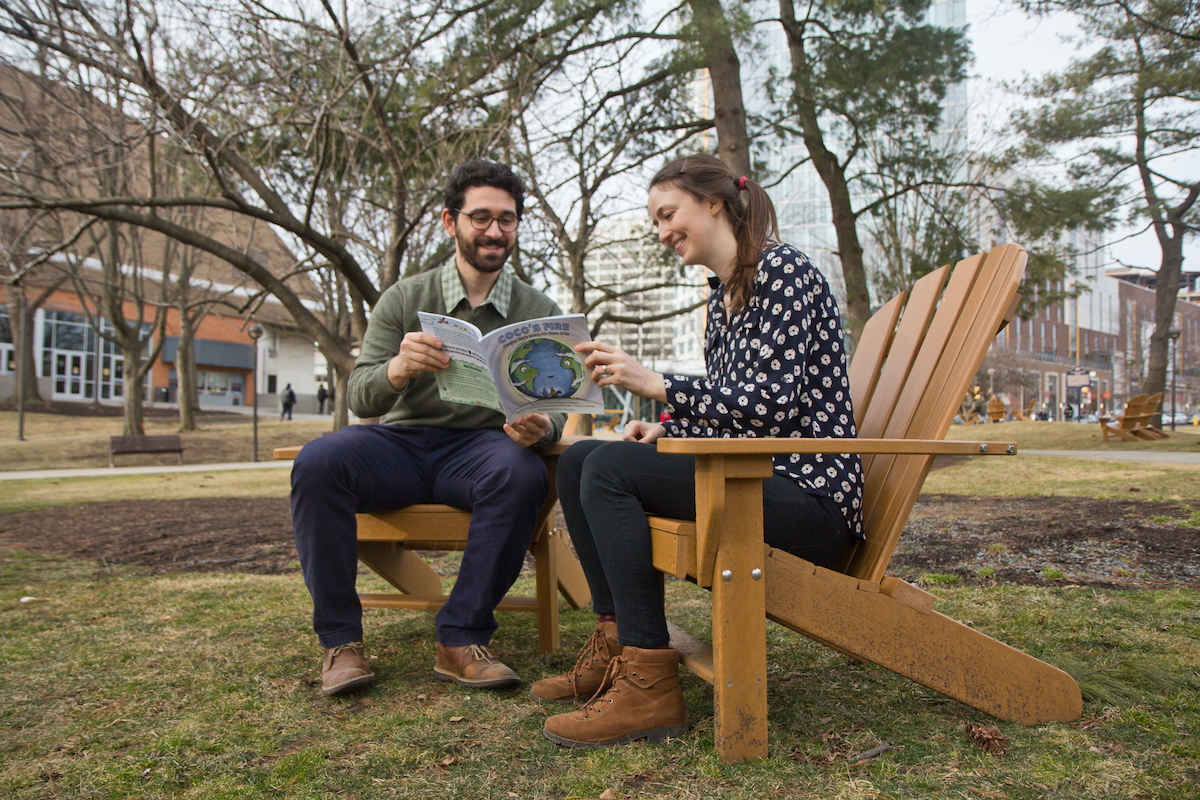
[417,312,605,422]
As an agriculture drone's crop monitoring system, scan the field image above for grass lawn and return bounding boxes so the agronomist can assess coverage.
[2,418,1199,797]
[944,419,1200,453]
[0,411,333,471]
[1,553,1197,799]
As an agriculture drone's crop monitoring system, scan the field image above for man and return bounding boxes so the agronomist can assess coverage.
[290,160,565,696]
[316,384,328,414]
[280,383,296,421]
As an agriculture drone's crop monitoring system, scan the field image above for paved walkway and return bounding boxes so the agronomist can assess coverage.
[0,460,293,481]
[1021,449,1200,465]
[2,445,1197,481]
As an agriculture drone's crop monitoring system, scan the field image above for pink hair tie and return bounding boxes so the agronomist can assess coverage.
[738,176,748,191]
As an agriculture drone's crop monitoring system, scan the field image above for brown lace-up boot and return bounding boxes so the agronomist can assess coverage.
[321,640,375,696]
[433,643,520,689]
[542,646,688,747]
[530,619,620,704]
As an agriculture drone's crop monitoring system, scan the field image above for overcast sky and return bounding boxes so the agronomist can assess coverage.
[966,0,1199,273]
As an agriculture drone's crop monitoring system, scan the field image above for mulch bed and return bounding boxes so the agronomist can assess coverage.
[2,495,1197,589]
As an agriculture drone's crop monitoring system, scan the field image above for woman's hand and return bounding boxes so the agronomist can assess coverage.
[623,420,666,443]
[576,340,667,402]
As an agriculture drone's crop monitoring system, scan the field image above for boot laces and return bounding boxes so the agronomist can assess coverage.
[568,625,611,681]
[578,655,629,718]
[328,641,363,659]
[467,644,496,663]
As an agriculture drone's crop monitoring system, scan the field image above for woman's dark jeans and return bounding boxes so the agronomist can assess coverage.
[557,438,852,648]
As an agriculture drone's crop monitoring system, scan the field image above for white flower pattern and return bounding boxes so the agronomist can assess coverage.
[661,244,865,539]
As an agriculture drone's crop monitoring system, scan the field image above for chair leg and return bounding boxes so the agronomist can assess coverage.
[532,525,560,655]
[551,532,592,609]
[709,477,769,762]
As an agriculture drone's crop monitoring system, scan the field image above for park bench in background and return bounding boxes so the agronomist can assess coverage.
[276,435,592,655]
[647,244,1082,762]
[109,434,184,468]
[987,396,1006,422]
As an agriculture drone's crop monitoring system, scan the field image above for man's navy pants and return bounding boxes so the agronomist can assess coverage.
[290,425,549,649]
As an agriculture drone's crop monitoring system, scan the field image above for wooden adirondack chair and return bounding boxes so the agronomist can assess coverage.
[987,396,1006,423]
[1014,397,1036,421]
[646,244,1083,762]
[1134,392,1168,439]
[274,438,592,654]
[1098,394,1149,441]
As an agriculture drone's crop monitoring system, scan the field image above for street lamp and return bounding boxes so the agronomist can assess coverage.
[248,323,264,461]
[1169,326,1181,432]
[987,367,995,397]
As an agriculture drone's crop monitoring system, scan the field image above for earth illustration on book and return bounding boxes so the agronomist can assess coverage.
[508,338,587,399]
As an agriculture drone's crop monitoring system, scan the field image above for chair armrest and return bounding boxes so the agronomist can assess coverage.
[656,436,1014,587]
[656,437,1017,456]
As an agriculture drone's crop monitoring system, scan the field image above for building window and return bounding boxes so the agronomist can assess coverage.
[267,374,278,394]
[197,370,231,394]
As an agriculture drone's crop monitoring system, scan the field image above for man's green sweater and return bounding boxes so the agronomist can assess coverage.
[347,263,566,450]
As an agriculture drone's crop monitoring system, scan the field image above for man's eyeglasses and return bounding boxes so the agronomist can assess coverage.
[452,209,520,232]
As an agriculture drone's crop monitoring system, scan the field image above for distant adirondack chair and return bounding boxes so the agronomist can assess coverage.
[647,245,1082,762]
[1014,397,1036,421]
[988,396,1006,423]
[1098,394,1155,442]
[1135,392,1168,439]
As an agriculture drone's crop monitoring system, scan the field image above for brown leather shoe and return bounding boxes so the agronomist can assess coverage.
[434,643,520,689]
[530,620,620,704]
[542,646,688,747]
[321,640,376,696]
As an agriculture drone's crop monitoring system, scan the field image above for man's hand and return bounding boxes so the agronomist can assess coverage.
[623,420,666,443]
[387,331,450,391]
[505,413,552,448]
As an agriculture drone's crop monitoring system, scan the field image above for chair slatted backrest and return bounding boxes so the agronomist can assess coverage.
[841,245,1027,583]
[848,292,905,425]
[1118,394,1148,430]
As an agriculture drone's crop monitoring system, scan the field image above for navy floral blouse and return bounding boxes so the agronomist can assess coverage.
[662,244,865,539]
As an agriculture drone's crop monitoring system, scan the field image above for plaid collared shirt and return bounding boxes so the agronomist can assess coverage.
[439,261,513,318]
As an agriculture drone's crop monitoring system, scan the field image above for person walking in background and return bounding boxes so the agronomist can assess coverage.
[280,383,297,421]
[534,153,863,749]
[317,384,328,414]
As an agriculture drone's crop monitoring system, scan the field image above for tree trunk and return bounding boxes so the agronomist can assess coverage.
[122,348,146,435]
[779,0,871,345]
[1139,230,1183,419]
[688,0,751,177]
[176,310,198,432]
[5,289,45,407]
[332,364,349,431]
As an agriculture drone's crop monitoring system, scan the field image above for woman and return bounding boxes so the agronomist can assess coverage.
[534,154,863,748]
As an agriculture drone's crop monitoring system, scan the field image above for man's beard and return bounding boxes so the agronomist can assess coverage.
[456,228,514,273]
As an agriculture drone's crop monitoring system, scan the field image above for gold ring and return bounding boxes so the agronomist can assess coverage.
[601,365,608,375]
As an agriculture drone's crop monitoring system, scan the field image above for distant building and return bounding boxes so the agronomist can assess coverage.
[0,65,329,414]
[983,260,1198,420]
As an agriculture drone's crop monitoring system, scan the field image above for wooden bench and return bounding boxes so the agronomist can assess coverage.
[109,434,184,467]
